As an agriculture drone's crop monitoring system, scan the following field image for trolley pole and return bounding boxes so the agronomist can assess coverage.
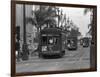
[22,4,29,60]
[57,8,60,27]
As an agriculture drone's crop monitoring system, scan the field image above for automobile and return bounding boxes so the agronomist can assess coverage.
[82,37,89,47]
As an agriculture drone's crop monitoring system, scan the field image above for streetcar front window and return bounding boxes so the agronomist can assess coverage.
[41,34,59,45]
[48,36,58,45]
[41,36,47,45]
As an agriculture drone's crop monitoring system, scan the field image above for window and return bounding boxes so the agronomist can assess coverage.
[42,36,47,45]
[48,36,58,45]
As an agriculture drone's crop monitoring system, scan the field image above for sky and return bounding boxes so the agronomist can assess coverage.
[58,6,91,37]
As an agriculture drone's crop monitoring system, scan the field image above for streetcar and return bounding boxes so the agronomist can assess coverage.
[82,37,89,47]
[38,28,66,58]
[66,36,78,50]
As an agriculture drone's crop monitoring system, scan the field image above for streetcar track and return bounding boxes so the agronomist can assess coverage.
[16,46,90,65]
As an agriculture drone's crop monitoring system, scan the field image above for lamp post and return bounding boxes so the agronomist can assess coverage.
[22,4,29,60]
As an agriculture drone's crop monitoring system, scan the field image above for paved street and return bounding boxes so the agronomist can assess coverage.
[16,45,90,73]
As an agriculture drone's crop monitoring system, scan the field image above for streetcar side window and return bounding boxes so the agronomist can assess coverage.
[48,37,53,45]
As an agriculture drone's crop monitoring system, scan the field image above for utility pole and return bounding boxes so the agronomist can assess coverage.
[67,17,70,26]
[60,9,63,29]
[56,8,60,27]
[22,4,29,60]
[64,14,67,29]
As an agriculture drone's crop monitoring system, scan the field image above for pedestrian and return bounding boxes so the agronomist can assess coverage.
[16,40,20,62]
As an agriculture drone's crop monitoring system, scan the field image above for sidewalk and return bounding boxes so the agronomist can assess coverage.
[16,54,39,64]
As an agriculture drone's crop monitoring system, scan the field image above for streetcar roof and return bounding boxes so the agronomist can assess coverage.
[67,36,77,38]
[42,34,60,36]
[40,28,62,34]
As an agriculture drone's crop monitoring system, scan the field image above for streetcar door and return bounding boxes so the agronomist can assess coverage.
[47,35,61,51]
[41,35,48,52]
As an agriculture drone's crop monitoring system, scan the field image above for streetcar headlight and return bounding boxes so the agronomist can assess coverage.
[67,44,71,47]
[42,46,47,51]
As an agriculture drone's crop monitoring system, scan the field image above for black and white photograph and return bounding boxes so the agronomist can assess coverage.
[12,1,97,76]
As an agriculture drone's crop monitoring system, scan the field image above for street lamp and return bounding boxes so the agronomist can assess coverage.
[22,4,29,60]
